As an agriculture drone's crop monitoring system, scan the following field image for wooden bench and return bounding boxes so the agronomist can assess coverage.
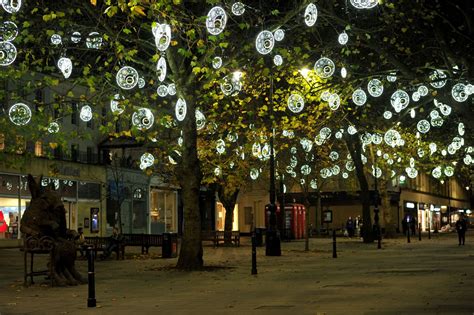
[84,236,122,260]
[23,236,55,287]
[122,233,163,255]
[201,231,240,247]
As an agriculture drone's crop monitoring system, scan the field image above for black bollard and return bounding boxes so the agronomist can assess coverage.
[251,230,257,275]
[407,228,410,243]
[86,246,96,308]
[377,228,382,249]
[332,229,337,258]
[428,223,431,240]
[418,223,422,241]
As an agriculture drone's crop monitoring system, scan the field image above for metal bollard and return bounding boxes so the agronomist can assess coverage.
[332,229,337,258]
[407,227,410,243]
[86,246,96,308]
[418,223,422,241]
[251,231,257,275]
[428,223,431,240]
[377,228,382,249]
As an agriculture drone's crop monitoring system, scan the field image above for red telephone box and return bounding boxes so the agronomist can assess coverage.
[266,203,306,239]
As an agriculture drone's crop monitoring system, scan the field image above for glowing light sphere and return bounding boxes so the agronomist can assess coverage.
[132,108,154,130]
[372,133,383,144]
[167,83,176,96]
[283,130,295,138]
[430,116,444,127]
[383,111,392,120]
[429,143,437,155]
[314,57,335,78]
[288,93,305,113]
[300,138,313,152]
[418,85,429,96]
[140,153,154,169]
[329,151,339,161]
[384,129,401,147]
[444,166,454,177]
[447,144,456,155]
[156,56,167,82]
[70,31,81,43]
[417,119,430,134]
[195,109,206,130]
[430,109,440,119]
[341,67,347,78]
[431,166,442,179]
[310,179,318,189]
[116,66,139,90]
[86,32,103,49]
[57,57,72,79]
[0,21,18,42]
[50,34,62,45]
[429,69,447,88]
[320,90,331,101]
[386,74,397,82]
[452,137,463,150]
[274,29,285,41]
[352,88,367,106]
[346,160,355,172]
[9,103,31,126]
[390,90,410,112]
[338,32,348,45]
[458,122,465,136]
[273,54,283,66]
[212,56,222,69]
[255,30,275,55]
[320,127,332,139]
[227,133,238,143]
[1,0,22,13]
[350,0,377,9]
[361,133,372,145]
[304,3,318,27]
[175,98,187,122]
[260,143,271,159]
[411,91,421,102]
[372,166,382,178]
[213,167,221,177]
[79,104,93,122]
[464,154,472,165]
[405,167,418,179]
[0,40,17,66]
[439,104,451,116]
[417,148,425,158]
[320,168,331,178]
[216,139,226,154]
[367,79,383,97]
[347,125,357,135]
[47,122,60,133]
[157,85,168,97]
[206,6,227,35]
[110,94,125,114]
[332,165,341,176]
[466,84,474,95]
[220,74,242,96]
[250,168,259,180]
[152,23,171,51]
[301,165,311,175]
[451,83,468,102]
[138,77,145,89]
[335,131,343,139]
[231,2,245,16]
[328,93,340,110]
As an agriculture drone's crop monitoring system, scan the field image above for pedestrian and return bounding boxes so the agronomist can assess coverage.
[410,216,417,236]
[75,227,86,258]
[346,216,355,238]
[402,214,409,235]
[101,227,123,259]
[455,215,467,246]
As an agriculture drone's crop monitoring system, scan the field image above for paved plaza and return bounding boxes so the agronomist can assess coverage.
[0,232,473,315]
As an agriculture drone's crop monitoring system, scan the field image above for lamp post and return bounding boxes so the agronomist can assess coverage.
[266,70,281,256]
[373,152,381,249]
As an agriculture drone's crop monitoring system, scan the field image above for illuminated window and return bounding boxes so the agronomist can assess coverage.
[0,134,5,151]
[34,141,42,157]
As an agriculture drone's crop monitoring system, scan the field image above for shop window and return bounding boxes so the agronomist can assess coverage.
[34,141,43,157]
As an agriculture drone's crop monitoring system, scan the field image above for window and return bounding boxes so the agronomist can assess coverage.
[34,141,43,157]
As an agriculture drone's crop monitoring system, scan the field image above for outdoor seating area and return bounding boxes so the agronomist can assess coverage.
[201,230,240,247]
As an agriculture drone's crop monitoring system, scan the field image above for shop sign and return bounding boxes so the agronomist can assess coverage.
[405,202,415,209]
[322,210,332,223]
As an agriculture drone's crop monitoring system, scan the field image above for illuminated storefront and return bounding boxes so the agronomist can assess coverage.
[149,187,178,234]
[215,202,239,231]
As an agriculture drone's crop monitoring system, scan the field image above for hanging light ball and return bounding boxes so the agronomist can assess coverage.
[132,108,154,129]
[116,66,139,90]
[274,29,285,41]
[338,31,348,45]
[341,67,347,78]
[383,111,392,120]
[304,3,318,27]
[451,83,468,102]
[175,98,187,122]
[1,0,22,13]
[153,23,171,51]
[157,84,168,97]
[79,104,93,122]
[0,40,17,66]
[195,109,206,131]
[273,54,283,66]
[48,122,60,133]
[57,57,73,79]
[110,94,125,114]
[314,57,335,78]
[231,2,245,16]
[352,88,367,106]
[417,119,430,134]
[50,34,62,45]
[140,153,155,169]
[86,32,103,49]
[287,93,305,113]
[70,31,81,43]
[328,93,340,110]
[206,6,227,35]
[390,90,410,112]
[9,103,32,126]
[429,69,447,88]
[212,56,222,69]
[367,79,383,97]
[0,21,18,42]
[255,30,275,55]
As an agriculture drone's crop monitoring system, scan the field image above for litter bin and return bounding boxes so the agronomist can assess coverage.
[162,233,178,258]
[255,228,265,247]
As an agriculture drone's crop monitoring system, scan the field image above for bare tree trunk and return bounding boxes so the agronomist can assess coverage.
[176,95,203,270]
[346,136,373,243]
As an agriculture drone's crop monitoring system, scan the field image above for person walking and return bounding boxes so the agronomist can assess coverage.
[455,215,467,246]
[346,216,355,238]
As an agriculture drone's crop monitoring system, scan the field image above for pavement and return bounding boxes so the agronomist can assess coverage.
[0,232,473,315]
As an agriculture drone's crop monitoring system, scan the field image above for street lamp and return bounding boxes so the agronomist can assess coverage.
[373,151,381,249]
[266,69,281,256]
